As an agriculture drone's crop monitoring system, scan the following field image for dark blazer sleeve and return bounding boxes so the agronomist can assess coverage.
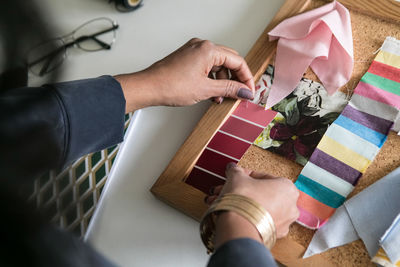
[0,75,125,181]
[207,238,278,267]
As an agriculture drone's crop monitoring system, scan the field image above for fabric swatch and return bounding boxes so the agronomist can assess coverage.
[253,65,349,166]
[372,247,400,267]
[377,213,400,266]
[303,167,400,260]
[266,1,353,108]
[295,36,400,229]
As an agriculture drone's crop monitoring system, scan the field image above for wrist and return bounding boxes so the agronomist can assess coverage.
[114,70,160,113]
[214,211,262,249]
[200,193,276,253]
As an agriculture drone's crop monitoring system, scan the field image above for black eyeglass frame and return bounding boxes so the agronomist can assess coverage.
[27,17,119,76]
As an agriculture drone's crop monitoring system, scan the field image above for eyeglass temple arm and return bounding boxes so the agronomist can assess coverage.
[74,24,119,48]
[30,24,119,75]
[75,36,111,49]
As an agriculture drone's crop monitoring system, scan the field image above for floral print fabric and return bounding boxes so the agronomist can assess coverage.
[252,65,349,165]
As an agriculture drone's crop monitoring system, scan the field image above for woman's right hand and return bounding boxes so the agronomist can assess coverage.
[115,38,255,113]
[206,163,300,248]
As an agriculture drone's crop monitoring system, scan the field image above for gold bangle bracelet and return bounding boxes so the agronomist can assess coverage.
[200,193,276,254]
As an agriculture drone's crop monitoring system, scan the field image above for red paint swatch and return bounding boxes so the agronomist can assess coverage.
[208,132,251,160]
[185,167,225,194]
[220,116,264,142]
[196,148,238,178]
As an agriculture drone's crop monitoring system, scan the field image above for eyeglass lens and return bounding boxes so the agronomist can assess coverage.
[73,18,117,51]
[27,38,66,76]
[27,17,118,76]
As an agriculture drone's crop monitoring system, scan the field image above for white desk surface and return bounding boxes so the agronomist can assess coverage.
[34,0,284,266]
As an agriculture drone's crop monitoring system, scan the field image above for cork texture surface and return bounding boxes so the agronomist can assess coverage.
[238,3,400,266]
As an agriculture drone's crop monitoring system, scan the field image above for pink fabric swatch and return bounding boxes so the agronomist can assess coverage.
[266,1,353,108]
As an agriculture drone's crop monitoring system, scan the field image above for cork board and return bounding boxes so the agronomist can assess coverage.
[151,0,400,266]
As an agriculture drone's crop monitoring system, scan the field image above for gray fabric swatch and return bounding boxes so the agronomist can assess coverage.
[380,214,400,263]
[392,112,400,135]
[303,205,358,258]
[304,166,400,258]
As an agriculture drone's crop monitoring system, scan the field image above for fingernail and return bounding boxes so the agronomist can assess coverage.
[217,97,224,104]
[226,162,237,170]
[237,88,254,100]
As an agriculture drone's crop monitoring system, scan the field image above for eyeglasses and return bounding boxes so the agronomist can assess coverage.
[26,17,119,77]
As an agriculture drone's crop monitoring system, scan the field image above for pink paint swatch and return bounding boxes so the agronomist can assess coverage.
[233,101,277,127]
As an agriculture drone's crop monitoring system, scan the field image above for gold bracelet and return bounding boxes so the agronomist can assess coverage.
[200,193,276,254]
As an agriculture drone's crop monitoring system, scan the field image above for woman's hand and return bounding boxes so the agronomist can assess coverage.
[115,38,255,113]
[206,163,300,249]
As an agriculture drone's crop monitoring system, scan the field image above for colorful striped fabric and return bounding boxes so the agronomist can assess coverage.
[296,36,400,229]
[185,101,277,193]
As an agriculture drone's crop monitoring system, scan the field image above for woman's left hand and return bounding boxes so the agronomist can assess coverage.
[115,38,255,113]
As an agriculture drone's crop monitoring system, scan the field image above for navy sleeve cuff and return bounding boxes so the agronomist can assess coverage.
[207,238,277,267]
[50,75,126,167]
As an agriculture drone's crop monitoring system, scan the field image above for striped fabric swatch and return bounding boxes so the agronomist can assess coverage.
[296,36,400,229]
[372,248,400,267]
[185,101,277,194]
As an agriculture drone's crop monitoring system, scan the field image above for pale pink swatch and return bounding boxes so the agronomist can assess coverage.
[266,1,353,109]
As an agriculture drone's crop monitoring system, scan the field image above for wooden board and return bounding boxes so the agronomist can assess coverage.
[151,0,400,266]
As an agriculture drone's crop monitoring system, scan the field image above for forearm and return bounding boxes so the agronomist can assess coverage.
[208,238,277,267]
[0,75,125,180]
[114,70,161,112]
[206,211,277,267]
[50,76,125,166]
[214,211,261,249]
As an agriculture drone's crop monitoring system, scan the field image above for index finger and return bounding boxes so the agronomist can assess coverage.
[213,48,255,91]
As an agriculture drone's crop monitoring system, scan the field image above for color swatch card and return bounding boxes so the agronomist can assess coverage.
[185,101,277,193]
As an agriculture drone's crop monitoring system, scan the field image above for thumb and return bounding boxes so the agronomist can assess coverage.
[210,79,254,100]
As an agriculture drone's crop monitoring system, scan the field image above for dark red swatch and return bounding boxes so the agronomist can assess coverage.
[185,167,225,194]
[196,149,238,178]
